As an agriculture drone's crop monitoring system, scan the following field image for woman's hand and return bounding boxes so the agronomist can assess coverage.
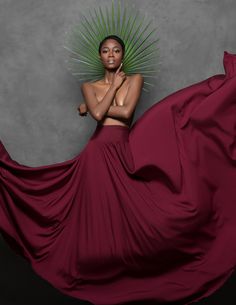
[111,63,126,90]
[77,103,88,116]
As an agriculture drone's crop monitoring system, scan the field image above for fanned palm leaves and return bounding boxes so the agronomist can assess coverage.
[64,0,160,91]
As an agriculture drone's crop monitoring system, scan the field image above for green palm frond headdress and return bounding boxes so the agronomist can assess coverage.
[64,0,160,92]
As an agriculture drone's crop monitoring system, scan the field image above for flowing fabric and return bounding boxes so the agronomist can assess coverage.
[0,51,236,305]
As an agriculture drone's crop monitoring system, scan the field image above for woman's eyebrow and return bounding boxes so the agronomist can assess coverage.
[102,46,121,49]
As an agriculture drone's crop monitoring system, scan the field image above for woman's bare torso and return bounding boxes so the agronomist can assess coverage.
[90,76,135,127]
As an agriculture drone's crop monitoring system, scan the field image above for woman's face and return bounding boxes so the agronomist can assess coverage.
[99,39,123,70]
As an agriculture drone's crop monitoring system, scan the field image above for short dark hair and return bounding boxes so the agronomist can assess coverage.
[98,35,125,57]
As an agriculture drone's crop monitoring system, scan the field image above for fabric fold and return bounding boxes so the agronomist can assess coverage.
[1,51,236,305]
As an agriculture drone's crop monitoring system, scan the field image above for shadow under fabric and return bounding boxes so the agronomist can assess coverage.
[0,51,236,305]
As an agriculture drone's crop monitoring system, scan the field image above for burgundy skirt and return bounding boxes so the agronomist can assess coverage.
[0,51,236,305]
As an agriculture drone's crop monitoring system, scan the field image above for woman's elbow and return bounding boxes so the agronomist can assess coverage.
[91,110,103,122]
[123,108,132,120]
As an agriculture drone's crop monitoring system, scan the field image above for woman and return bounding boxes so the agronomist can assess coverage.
[78,35,143,127]
[1,34,236,305]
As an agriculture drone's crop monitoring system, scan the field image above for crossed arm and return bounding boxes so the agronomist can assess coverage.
[79,74,143,121]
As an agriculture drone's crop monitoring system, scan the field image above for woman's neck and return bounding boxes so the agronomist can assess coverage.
[102,70,116,84]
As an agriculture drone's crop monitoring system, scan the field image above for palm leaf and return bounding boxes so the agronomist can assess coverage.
[64,0,160,91]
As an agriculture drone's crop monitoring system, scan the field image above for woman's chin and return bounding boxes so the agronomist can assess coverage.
[105,66,120,71]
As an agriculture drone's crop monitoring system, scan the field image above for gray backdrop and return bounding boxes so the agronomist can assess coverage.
[0,0,236,304]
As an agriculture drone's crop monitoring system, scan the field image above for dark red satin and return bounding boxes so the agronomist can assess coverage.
[0,51,236,305]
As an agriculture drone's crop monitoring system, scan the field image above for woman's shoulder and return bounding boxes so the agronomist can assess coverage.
[81,73,143,89]
[128,73,143,82]
[128,73,143,80]
[127,73,144,87]
[81,81,94,87]
[130,73,143,77]
[80,81,97,93]
[83,79,106,88]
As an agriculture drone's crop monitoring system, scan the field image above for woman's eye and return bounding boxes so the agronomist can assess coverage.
[102,50,120,53]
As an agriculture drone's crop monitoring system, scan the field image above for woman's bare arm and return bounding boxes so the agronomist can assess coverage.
[81,83,117,121]
[79,74,143,120]
[106,74,143,120]
[80,64,125,121]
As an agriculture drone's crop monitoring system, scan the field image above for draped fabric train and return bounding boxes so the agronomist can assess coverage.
[0,51,236,305]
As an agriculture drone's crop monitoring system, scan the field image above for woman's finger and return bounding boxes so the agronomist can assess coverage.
[116,62,123,74]
[119,71,126,76]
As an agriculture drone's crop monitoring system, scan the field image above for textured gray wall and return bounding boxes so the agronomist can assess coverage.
[0,0,236,166]
[0,1,236,304]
